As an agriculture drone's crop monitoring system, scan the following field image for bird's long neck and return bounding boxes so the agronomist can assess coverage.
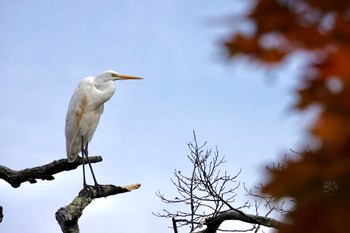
[93,80,116,106]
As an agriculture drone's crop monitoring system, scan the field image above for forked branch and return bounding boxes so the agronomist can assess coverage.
[55,183,141,233]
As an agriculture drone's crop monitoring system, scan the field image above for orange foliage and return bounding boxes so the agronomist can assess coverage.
[224,1,350,232]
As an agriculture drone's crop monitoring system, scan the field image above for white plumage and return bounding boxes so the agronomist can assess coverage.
[65,70,142,187]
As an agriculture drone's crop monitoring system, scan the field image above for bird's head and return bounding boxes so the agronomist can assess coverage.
[98,70,143,81]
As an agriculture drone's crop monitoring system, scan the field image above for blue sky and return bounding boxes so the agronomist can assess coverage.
[1,1,307,232]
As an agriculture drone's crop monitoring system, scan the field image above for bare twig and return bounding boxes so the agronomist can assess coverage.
[244,183,293,215]
[0,156,102,188]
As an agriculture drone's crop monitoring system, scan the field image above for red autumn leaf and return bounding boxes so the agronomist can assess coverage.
[223,0,350,232]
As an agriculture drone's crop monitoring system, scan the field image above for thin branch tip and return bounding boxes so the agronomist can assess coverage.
[123,183,141,191]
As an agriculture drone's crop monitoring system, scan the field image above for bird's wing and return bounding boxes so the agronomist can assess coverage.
[66,128,80,162]
[65,78,92,162]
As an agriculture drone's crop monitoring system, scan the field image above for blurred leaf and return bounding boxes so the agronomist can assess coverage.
[223,0,350,232]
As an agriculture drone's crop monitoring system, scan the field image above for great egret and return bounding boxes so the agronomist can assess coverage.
[65,70,142,188]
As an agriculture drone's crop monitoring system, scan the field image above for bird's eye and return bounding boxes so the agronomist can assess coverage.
[95,84,100,90]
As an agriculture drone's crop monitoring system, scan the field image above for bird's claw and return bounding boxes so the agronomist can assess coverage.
[94,183,106,198]
[82,183,105,198]
[82,184,95,197]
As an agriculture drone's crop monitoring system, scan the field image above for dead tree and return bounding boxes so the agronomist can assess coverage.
[155,131,290,233]
[0,156,140,232]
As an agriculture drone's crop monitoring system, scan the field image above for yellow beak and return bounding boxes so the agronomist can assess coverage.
[117,74,143,80]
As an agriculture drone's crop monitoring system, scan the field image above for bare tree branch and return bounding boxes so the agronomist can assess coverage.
[204,210,290,233]
[172,217,179,233]
[0,156,102,188]
[55,183,141,233]
[156,131,291,232]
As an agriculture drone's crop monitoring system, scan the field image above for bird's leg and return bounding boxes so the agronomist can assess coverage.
[84,141,100,189]
[81,137,88,188]
[80,140,104,197]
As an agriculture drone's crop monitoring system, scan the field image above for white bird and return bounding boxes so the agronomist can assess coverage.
[65,70,142,188]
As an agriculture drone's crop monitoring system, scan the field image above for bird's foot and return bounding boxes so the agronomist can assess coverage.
[82,183,96,197]
[93,183,106,198]
[81,183,106,198]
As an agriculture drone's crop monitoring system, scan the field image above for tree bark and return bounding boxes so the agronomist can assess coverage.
[203,210,290,233]
[55,183,141,233]
[0,156,102,188]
